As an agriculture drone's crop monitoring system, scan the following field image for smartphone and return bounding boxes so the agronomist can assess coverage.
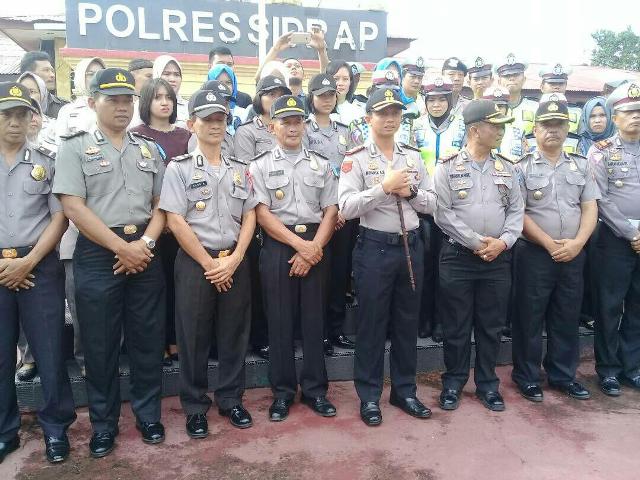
[290,32,312,46]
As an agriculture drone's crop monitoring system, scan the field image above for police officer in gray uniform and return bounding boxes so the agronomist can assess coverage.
[160,90,258,436]
[588,82,640,395]
[250,95,339,422]
[0,82,76,464]
[53,68,167,458]
[434,99,524,412]
[187,80,235,158]
[303,73,356,352]
[235,75,291,359]
[512,99,599,402]
[339,88,437,426]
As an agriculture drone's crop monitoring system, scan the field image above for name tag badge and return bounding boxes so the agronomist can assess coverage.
[269,170,285,177]
[189,181,208,189]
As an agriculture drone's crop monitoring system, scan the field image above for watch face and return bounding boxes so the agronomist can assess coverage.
[148,240,156,249]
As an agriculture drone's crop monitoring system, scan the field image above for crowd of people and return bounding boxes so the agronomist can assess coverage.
[1,29,640,466]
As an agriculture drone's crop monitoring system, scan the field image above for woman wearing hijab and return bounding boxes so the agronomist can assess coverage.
[152,55,189,127]
[207,64,247,133]
[577,96,615,155]
[18,72,56,148]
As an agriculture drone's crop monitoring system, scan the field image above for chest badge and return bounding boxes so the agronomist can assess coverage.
[140,144,152,159]
[533,190,544,200]
[100,160,111,167]
[457,190,468,200]
[275,189,285,200]
[309,157,319,171]
[31,164,46,181]
[494,159,504,172]
[368,160,379,171]
[233,171,242,185]
[339,135,347,146]
[614,180,624,188]
[195,201,206,211]
[192,172,203,181]
[85,146,101,156]
[610,151,622,161]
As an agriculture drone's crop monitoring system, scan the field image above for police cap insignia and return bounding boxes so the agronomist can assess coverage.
[385,71,395,81]
[322,78,330,86]
[286,97,297,107]
[434,77,444,87]
[548,102,559,112]
[206,92,216,102]
[553,63,563,75]
[507,53,516,65]
[629,84,640,99]
[475,57,484,68]
[9,86,22,97]
[416,56,425,68]
[115,72,127,82]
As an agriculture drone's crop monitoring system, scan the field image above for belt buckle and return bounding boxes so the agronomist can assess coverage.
[123,225,138,235]
[217,249,231,258]
[2,248,17,259]
[294,224,307,233]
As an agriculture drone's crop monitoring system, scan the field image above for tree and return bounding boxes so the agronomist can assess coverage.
[591,26,640,71]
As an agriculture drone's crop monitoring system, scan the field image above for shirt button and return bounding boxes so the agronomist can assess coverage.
[9,232,14,237]
[482,186,486,190]
[8,212,14,217]
[8,193,13,196]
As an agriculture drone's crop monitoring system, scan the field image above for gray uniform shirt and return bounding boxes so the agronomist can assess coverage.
[303,115,350,174]
[434,150,524,250]
[249,145,338,225]
[338,142,437,233]
[53,128,165,228]
[0,144,62,247]
[233,117,276,163]
[517,150,600,240]
[588,134,640,240]
[159,149,258,250]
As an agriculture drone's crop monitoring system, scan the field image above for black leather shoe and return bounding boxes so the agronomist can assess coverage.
[518,384,543,402]
[301,395,337,417]
[253,345,269,360]
[16,362,38,381]
[89,431,116,458]
[186,414,208,439]
[323,339,335,356]
[360,402,382,426]
[0,435,19,464]
[549,381,591,400]
[476,391,505,412]
[136,422,165,444]
[269,399,292,422]
[600,377,621,396]
[330,335,356,349]
[45,434,69,463]
[438,389,460,411]
[620,375,640,390]
[431,324,444,343]
[502,326,512,338]
[389,392,431,418]
[219,405,253,429]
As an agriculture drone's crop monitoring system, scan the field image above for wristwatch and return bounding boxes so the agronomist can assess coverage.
[141,235,156,250]
[406,185,419,201]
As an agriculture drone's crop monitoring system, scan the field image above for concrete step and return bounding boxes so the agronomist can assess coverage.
[17,328,595,412]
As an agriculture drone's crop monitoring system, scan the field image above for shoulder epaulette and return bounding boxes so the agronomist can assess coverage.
[439,152,458,163]
[172,154,192,162]
[345,145,366,156]
[60,130,87,140]
[595,139,613,150]
[227,155,247,165]
[399,143,420,153]
[309,149,329,161]
[130,131,156,143]
[252,150,270,162]
[518,152,533,163]
[496,152,519,164]
[568,152,587,160]
[335,120,348,128]
[35,145,56,160]
[238,119,253,128]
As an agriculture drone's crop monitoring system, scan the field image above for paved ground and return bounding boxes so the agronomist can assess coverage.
[2,360,639,480]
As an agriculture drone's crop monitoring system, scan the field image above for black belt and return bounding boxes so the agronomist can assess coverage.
[110,224,148,236]
[444,236,475,254]
[358,226,420,246]
[285,223,319,235]
[1,246,33,259]
[206,245,236,258]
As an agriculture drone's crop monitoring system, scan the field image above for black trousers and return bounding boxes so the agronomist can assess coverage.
[352,227,424,402]
[260,229,328,400]
[74,233,165,434]
[326,218,358,338]
[158,232,179,346]
[594,224,640,379]
[174,248,250,413]
[439,241,511,393]
[511,241,585,386]
[0,252,76,442]
[419,215,442,332]
[248,229,268,347]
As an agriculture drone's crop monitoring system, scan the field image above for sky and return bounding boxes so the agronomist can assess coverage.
[2,0,639,66]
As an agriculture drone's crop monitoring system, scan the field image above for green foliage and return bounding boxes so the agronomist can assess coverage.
[591,26,640,71]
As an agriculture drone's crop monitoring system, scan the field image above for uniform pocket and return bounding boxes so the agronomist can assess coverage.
[23,179,51,195]
[565,172,586,186]
[186,187,214,217]
[265,175,291,204]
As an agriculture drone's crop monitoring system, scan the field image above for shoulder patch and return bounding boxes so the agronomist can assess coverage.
[172,153,192,162]
[345,145,366,156]
[227,155,247,165]
[439,152,458,163]
[309,149,329,161]
[252,150,270,162]
[130,131,156,143]
[595,139,613,150]
[399,143,420,152]
[35,145,56,160]
[496,152,519,164]
[60,130,87,140]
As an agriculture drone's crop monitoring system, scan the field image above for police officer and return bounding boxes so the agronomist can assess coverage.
[524,93,582,155]
[512,99,599,402]
[339,88,437,426]
[249,95,339,422]
[495,53,538,160]
[434,99,524,412]
[466,56,494,100]
[188,80,235,158]
[304,73,355,352]
[482,86,510,115]
[539,63,582,134]
[401,57,427,117]
[235,75,291,360]
[441,57,470,117]
[160,90,257,436]
[0,82,76,464]
[53,68,167,457]
[588,82,640,395]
